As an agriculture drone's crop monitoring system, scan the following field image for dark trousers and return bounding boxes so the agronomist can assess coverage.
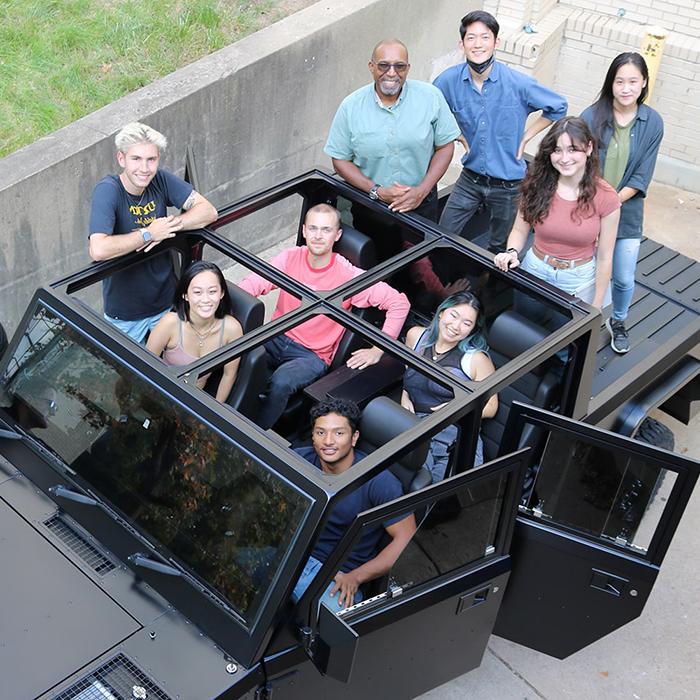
[439,168,520,253]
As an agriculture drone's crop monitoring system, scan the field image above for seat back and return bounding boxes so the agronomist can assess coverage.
[331,225,382,369]
[227,282,265,334]
[481,311,561,462]
[206,283,267,420]
[358,397,431,493]
[334,224,377,270]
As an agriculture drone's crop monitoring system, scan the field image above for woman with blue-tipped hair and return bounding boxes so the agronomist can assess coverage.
[402,291,498,482]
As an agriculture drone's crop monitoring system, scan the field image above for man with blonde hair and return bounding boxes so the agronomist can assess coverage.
[89,122,217,342]
[238,203,409,430]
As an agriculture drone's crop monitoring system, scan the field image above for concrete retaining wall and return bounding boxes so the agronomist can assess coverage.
[0,0,470,332]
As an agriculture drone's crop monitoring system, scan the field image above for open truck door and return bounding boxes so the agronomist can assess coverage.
[493,402,699,658]
[264,450,528,699]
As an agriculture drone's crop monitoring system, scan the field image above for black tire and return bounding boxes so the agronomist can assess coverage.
[632,417,674,510]
[635,416,675,451]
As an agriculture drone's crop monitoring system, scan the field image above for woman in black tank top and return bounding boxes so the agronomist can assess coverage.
[402,292,498,482]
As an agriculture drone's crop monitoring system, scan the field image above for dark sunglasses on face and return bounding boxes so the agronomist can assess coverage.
[374,61,409,74]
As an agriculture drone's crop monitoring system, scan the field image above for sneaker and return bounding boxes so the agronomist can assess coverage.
[606,317,630,354]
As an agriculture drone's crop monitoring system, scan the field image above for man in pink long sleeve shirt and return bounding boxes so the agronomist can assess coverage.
[239,204,410,429]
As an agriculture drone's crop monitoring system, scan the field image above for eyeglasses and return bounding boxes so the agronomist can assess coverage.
[373,61,409,74]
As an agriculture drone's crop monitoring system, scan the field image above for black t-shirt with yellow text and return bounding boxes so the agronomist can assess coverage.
[89,170,193,320]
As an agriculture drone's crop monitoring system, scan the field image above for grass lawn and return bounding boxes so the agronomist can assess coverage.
[0,0,310,157]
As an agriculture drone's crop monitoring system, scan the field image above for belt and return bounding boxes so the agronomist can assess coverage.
[464,168,521,188]
[532,246,593,270]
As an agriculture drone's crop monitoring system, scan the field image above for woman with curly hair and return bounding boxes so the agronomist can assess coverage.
[494,116,620,310]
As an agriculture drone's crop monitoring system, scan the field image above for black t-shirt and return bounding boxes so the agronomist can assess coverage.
[89,170,193,320]
[295,447,403,572]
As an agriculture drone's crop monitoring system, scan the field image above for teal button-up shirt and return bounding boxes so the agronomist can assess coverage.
[324,80,460,188]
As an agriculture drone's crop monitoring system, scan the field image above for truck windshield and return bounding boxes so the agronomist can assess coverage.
[0,303,312,628]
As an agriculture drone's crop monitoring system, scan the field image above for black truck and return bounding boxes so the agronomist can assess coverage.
[1,171,698,700]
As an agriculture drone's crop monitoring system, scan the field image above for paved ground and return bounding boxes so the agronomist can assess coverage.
[418,182,700,699]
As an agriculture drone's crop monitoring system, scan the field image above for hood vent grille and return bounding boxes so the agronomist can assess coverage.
[53,654,171,700]
[44,513,115,575]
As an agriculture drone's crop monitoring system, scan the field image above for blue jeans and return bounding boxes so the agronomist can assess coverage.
[417,417,484,482]
[439,168,521,253]
[292,555,363,610]
[104,309,168,344]
[258,334,329,429]
[611,238,641,322]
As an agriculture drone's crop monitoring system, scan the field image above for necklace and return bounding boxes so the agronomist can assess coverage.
[129,188,147,207]
[431,345,451,362]
[189,321,219,347]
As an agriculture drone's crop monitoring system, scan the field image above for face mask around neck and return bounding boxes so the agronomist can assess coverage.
[467,55,494,75]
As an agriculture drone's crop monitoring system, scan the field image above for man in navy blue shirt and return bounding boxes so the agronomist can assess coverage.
[89,122,217,342]
[434,11,567,253]
[293,399,416,609]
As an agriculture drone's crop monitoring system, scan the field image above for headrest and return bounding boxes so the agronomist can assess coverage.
[359,397,428,488]
[488,310,548,362]
[227,282,265,334]
[334,225,377,270]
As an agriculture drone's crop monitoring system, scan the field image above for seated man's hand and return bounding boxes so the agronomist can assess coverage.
[443,278,471,296]
[329,570,362,609]
[346,346,383,370]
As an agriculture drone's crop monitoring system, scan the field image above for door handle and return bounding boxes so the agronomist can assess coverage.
[590,569,628,597]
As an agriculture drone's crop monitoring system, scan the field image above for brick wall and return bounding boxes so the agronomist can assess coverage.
[562,0,700,34]
[486,1,700,188]
[555,7,700,172]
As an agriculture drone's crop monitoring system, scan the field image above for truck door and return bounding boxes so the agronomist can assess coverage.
[273,450,527,699]
[493,402,699,658]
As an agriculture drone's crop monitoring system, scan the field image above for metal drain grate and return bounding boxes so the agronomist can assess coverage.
[53,654,171,700]
[44,513,116,575]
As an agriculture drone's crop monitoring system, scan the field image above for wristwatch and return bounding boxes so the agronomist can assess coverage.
[506,247,519,257]
[140,228,152,243]
[368,184,381,201]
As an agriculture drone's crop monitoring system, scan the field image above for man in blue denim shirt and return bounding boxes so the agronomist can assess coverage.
[434,11,567,253]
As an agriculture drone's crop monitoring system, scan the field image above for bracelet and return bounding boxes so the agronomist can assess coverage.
[506,247,519,257]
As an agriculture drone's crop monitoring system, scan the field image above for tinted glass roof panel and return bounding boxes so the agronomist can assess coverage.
[0,303,312,627]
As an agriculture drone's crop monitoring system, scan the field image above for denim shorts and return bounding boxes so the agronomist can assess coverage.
[521,249,596,300]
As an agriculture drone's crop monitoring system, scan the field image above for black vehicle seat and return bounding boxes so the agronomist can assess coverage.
[357,396,431,493]
[480,310,561,462]
[204,283,267,420]
[356,396,431,600]
[329,225,382,369]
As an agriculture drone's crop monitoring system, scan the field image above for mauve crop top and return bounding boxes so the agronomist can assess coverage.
[162,319,225,382]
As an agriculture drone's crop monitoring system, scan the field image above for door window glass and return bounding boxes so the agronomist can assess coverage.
[386,471,508,593]
[522,431,677,554]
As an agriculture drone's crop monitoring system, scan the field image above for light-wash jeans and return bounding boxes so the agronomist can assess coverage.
[416,416,484,483]
[515,249,600,329]
[611,238,641,322]
[104,309,168,344]
[292,555,363,610]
